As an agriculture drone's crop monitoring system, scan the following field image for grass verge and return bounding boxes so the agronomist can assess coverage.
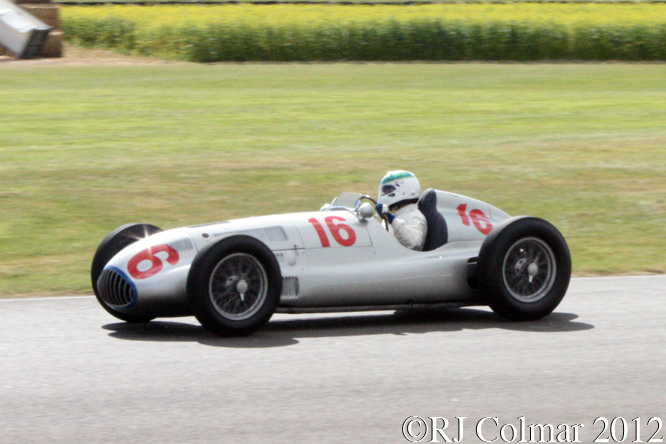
[0,62,664,296]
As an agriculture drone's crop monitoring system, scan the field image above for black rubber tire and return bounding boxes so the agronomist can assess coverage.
[477,216,571,321]
[187,235,282,337]
[91,223,162,323]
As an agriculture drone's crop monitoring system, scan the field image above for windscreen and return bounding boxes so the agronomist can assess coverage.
[330,192,362,209]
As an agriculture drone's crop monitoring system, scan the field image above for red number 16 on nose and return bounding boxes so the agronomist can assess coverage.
[308,216,357,247]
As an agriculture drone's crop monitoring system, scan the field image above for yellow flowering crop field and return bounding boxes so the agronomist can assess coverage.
[62,3,666,61]
[62,4,666,30]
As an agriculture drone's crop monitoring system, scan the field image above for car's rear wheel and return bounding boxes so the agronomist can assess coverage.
[91,223,162,323]
[478,217,571,321]
[187,236,282,336]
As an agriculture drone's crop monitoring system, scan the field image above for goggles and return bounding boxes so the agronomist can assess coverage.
[381,184,397,195]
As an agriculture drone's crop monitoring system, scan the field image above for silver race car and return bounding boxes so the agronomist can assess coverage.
[91,189,571,336]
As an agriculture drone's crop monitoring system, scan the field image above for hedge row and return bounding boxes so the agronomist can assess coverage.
[61,4,666,62]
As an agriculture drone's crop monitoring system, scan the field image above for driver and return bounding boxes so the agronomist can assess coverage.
[375,170,427,251]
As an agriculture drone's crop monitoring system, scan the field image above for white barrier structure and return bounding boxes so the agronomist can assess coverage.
[0,0,51,58]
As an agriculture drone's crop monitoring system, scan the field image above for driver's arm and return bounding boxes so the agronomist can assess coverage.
[391,212,427,251]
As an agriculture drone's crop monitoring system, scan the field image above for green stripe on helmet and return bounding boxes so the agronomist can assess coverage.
[380,171,415,185]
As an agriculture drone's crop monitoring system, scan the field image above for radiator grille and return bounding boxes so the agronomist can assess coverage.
[97,268,137,307]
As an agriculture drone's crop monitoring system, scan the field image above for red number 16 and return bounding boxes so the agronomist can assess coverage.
[308,216,357,247]
[457,204,493,235]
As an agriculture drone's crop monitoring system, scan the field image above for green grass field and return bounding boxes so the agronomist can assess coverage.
[1,62,665,297]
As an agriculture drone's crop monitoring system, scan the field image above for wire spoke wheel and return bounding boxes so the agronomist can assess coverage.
[478,217,571,321]
[502,237,556,303]
[209,253,268,321]
[188,236,281,336]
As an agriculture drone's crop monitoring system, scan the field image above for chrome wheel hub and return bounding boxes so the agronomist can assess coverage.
[502,237,556,303]
[209,253,268,320]
[236,279,249,300]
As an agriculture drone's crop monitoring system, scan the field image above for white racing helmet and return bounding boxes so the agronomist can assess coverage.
[378,170,421,208]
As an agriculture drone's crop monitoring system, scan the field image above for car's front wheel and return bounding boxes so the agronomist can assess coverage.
[477,217,571,321]
[187,236,282,336]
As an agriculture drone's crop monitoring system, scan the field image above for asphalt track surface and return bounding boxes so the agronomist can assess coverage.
[1,275,664,444]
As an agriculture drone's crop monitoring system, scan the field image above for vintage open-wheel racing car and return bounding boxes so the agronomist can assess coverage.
[91,189,571,336]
